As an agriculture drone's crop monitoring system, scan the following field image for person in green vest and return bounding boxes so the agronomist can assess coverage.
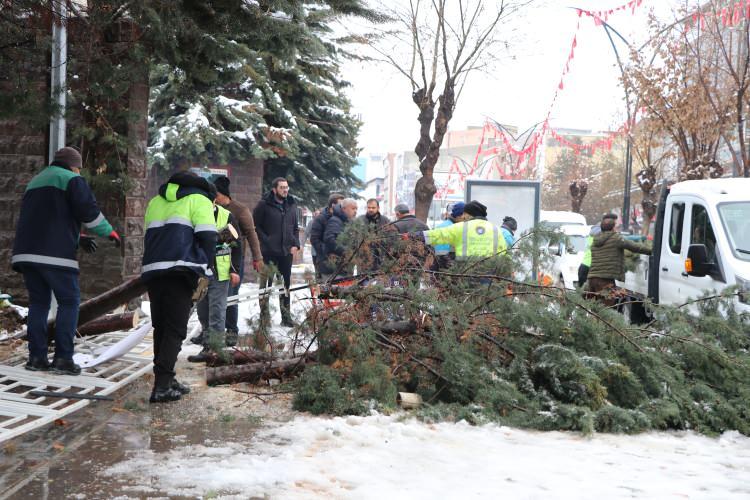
[192,184,241,358]
[413,200,508,258]
[577,224,601,288]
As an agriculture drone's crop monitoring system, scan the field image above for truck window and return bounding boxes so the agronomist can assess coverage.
[690,204,717,262]
[668,202,685,254]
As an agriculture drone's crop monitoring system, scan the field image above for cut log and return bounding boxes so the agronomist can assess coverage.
[77,276,147,327]
[206,353,316,386]
[77,311,139,337]
[204,349,277,367]
[47,276,147,343]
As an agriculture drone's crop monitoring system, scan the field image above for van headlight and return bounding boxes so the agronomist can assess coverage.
[736,276,750,304]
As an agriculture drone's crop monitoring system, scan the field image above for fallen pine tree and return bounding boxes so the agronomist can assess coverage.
[283,223,750,435]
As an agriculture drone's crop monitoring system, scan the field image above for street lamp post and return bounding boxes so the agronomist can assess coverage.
[48,0,68,162]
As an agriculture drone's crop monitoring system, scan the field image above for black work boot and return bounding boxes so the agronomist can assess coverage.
[25,356,50,372]
[187,347,211,363]
[51,358,81,376]
[280,314,295,328]
[171,379,191,395]
[149,385,182,404]
[190,331,205,346]
[225,330,239,347]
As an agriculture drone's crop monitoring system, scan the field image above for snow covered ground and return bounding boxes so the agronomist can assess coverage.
[103,413,750,499]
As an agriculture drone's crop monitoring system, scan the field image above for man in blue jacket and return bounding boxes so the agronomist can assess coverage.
[12,147,120,375]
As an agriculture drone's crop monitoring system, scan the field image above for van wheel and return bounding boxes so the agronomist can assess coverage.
[621,299,648,325]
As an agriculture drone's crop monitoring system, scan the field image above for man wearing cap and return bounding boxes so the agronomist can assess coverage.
[12,147,120,376]
[392,203,429,234]
[211,175,263,345]
[432,202,467,268]
[500,216,518,248]
[414,200,507,259]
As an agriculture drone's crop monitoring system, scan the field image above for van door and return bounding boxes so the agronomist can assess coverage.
[680,200,724,304]
[659,198,688,305]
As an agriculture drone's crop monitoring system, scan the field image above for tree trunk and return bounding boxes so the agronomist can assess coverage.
[77,276,147,327]
[203,349,277,367]
[206,354,315,386]
[77,311,139,337]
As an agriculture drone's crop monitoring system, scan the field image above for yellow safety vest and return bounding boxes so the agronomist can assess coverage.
[424,219,507,258]
[215,206,232,281]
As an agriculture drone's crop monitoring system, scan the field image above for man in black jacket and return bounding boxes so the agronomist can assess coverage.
[309,193,344,278]
[321,198,358,279]
[357,198,390,273]
[253,178,300,327]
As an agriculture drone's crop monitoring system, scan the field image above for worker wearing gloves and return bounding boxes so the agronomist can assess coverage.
[411,201,507,258]
[12,147,120,376]
[142,172,216,403]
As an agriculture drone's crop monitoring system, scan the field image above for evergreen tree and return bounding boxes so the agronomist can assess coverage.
[147,1,375,208]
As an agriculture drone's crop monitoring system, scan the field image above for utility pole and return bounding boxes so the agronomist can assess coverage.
[48,0,68,162]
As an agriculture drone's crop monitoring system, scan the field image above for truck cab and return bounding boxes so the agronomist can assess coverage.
[619,179,750,314]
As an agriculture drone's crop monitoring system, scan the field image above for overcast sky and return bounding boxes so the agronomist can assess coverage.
[339,0,687,155]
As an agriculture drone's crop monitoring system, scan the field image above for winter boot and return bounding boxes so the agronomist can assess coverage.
[190,330,205,346]
[149,385,182,403]
[225,329,239,347]
[50,358,81,376]
[171,379,191,395]
[25,356,50,372]
[187,347,211,363]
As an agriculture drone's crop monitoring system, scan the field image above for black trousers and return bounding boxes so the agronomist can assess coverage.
[578,264,589,288]
[147,273,196,389]
[260,254,293,319]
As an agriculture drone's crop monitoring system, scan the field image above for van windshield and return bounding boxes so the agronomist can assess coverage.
[718,202,750,261]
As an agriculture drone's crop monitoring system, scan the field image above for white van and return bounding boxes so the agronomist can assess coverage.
[619,178,750,319]
[540,210,587,229]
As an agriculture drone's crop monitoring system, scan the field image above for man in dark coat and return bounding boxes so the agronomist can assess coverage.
[588,213,651,305]
[358,199,390,273]
[252,177,300,327]
[309,193,344,277]
[392,203,428,234]
[321,198,358,279]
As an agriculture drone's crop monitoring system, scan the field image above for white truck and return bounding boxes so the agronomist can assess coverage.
[542,223,590,289]
[618,178,750,320]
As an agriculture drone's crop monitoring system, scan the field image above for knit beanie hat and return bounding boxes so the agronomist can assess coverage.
[52,147,82,169]
[502,216,518,232]
[214,175,231,198]
[463,200,487,218]
[450,202,466,218]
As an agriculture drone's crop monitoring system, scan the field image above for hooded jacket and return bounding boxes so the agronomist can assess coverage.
[320,204,352,274]
[588,230,651,281]
[141,172,217,281]
[12,164,113,273]
[253,191,300,257]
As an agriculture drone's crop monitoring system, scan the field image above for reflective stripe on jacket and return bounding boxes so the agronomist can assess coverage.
[215,206,231,281]
[424,219,507,258]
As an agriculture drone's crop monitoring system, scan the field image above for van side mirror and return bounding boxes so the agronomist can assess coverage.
[686,244,712,277]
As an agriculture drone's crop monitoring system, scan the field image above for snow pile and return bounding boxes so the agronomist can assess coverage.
[102,414,750,499]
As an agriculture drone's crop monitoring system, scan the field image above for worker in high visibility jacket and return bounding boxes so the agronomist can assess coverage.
[193,194,241,357]
[415,201,507,258]
[142,172,217,403]
[577,224,601,288]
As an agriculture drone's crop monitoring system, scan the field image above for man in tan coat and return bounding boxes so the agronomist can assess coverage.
[213,176,263,345]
